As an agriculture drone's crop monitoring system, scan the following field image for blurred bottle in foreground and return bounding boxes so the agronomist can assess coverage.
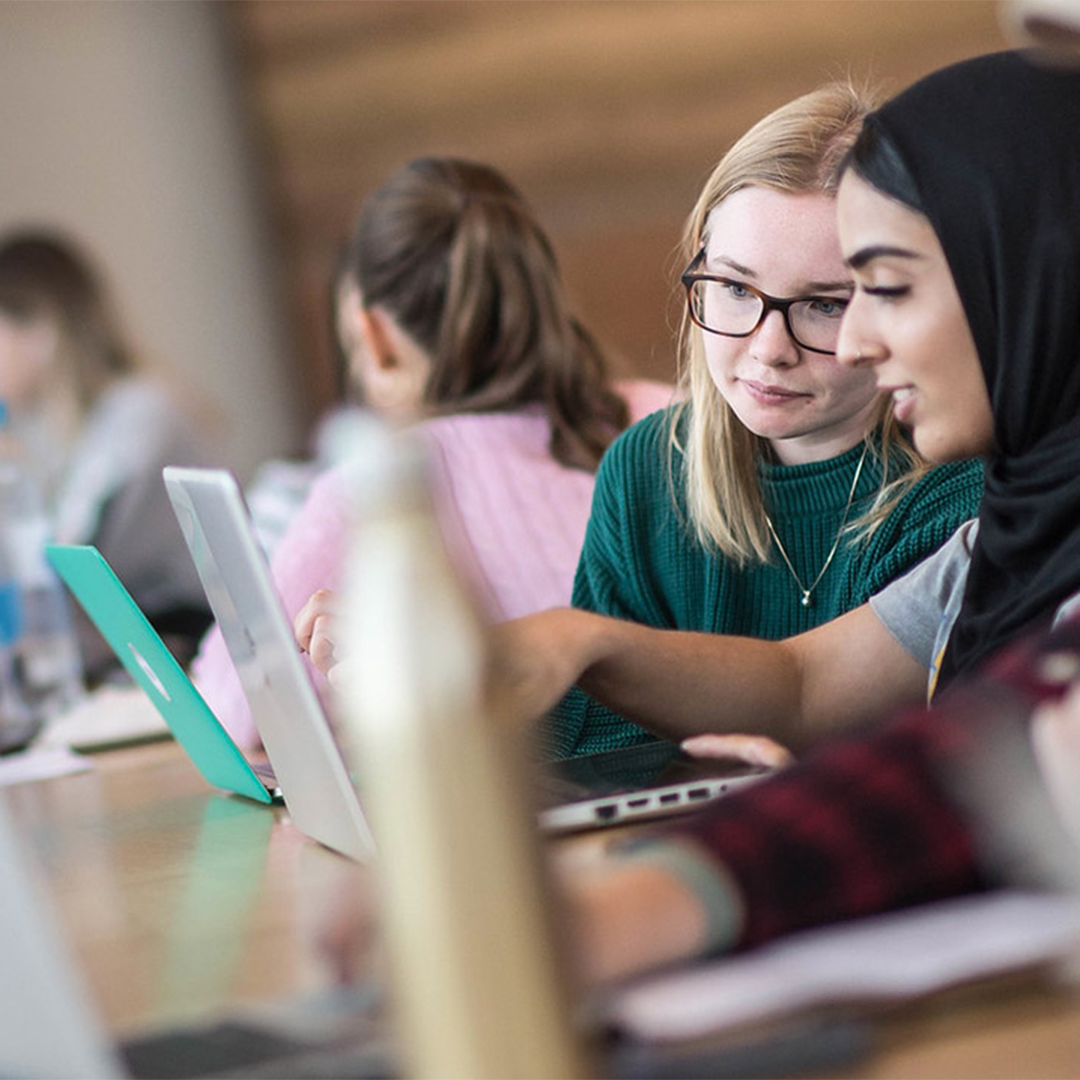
[0,532,35,752]
[0,402,85,733]
[335,416,587,1079]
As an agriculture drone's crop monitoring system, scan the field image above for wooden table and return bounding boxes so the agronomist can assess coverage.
[5,739,1080,1077]
[3,740,367,1039]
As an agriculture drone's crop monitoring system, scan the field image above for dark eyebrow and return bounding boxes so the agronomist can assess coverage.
[709,255,851,295]
[846,245,923,270]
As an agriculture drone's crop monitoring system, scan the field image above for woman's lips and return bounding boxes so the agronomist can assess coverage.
[740,379,808,405]
[889,386,917,423]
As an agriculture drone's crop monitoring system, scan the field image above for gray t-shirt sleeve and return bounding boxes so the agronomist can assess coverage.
[869,519,978,671]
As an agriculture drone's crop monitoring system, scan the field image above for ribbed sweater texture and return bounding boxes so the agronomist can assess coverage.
[541,407,984,758]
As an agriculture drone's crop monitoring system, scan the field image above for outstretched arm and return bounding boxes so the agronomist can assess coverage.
[494,601,927,747]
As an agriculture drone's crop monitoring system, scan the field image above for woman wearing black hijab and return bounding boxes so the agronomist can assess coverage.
[848,49,1080,691]
[491,50,1080,984]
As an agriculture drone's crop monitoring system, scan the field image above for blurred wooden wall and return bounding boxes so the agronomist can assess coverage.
[225,0,1008,422]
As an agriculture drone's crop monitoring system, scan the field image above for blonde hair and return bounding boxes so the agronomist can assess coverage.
[671,82,928,564]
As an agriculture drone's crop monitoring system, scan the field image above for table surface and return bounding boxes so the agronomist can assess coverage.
[5,739,1080,1078]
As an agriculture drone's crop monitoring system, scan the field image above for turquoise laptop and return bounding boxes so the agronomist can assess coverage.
[46,544,274,805]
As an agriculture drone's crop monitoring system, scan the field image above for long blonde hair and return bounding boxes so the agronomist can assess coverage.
[672,82,927,564]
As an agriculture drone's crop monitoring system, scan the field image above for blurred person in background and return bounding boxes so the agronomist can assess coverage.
[0,230,214,675]
[194,156,673,748]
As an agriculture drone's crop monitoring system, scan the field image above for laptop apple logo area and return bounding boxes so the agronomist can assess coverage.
[128,642,172,701]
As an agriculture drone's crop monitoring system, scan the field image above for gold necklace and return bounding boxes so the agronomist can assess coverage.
[764,444,868,609]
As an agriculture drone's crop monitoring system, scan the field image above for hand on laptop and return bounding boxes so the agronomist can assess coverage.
[680,733,794,769]
[295,588,342,677]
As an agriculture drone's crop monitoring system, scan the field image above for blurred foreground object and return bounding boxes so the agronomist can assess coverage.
[0,401,84,741]
[1003,0,1080,52]
[335,415,587,1078]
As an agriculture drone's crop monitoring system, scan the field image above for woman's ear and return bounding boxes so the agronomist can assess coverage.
[352,305,431,419]
[356,306,399,372]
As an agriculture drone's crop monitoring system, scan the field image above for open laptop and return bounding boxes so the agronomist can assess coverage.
[162,466,770,840]
[155,469,381,865]
[48,541,374,861]
[47,544,277,807]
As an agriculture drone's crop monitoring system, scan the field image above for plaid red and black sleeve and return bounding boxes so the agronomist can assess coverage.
[653,609,1080,951]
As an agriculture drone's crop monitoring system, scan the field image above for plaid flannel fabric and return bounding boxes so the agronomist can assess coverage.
[663,609,1080,950]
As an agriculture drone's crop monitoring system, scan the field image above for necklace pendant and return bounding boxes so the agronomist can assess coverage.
[801,592,813,608]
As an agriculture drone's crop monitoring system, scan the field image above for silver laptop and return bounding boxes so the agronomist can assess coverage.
[536,738,769,832]
[164,467,769,846]
[163,467,375,863]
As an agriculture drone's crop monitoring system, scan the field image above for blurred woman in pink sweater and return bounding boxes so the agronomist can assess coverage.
[192,157,671,748]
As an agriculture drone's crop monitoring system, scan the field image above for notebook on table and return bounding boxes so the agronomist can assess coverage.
[49,537,375,863]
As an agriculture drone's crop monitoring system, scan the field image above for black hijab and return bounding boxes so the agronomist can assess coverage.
[861,50,1080,684]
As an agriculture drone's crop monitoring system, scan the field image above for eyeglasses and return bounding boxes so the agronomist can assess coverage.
[680,249,849,356]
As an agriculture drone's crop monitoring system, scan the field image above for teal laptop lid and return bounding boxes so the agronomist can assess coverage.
[46,544,273,805]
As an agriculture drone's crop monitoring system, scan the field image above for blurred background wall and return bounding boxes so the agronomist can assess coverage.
[0,0,1009,479]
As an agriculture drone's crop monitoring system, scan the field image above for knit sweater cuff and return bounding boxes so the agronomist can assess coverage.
[611,835,744,954]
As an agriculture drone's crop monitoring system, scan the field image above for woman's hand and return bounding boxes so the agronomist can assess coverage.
[294,588,341,677]
[680,732,795,769]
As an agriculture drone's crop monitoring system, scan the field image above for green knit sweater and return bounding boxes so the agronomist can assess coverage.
[540,407,984,759]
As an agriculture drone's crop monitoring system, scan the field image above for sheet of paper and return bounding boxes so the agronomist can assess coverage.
[37,684,170,752]
[607,890,1080,1043]
[0,746,91,788]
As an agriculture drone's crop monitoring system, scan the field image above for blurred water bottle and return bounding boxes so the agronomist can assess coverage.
[0,534,35,752]
[336,417,587,1080]
[0,402,85,726]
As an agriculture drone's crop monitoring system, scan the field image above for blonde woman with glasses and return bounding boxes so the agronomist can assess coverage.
[537,81,983,759]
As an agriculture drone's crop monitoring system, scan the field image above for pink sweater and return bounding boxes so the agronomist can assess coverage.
[192,380,674,749]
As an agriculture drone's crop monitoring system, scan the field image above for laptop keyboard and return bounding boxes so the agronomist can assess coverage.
[121,1019,396,1079]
